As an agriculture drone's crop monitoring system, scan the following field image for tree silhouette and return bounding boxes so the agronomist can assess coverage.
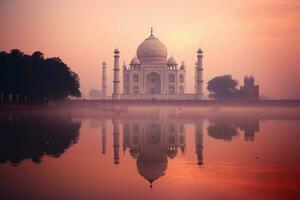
[0,49,81,104]
[207,75,239,99]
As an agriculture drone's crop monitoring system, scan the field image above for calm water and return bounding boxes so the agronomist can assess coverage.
[1,106,300,200]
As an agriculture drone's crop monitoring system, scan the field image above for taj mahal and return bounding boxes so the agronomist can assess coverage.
[100,28,204,100]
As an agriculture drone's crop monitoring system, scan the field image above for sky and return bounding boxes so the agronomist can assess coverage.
[0,0,299,98]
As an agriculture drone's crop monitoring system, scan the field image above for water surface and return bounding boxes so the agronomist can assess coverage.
[1,106,300,200]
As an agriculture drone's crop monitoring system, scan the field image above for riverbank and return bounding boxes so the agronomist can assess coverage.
[63,99,300,107]
[1,99,300,111]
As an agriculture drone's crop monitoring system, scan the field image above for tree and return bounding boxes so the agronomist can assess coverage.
[0,49,81,104]
[207,75,239,99]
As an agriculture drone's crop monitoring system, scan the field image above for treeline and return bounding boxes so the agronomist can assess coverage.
[0,49,81,104]
[207,75,259,99]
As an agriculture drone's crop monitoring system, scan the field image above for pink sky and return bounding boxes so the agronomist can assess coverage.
[0,0,299,98]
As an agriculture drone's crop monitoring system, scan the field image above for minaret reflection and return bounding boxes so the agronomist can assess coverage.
[101,119,107,154]
[112,118,120,165]
[195,120,204,166]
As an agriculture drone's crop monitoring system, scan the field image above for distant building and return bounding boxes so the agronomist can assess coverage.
[240,75,259,99]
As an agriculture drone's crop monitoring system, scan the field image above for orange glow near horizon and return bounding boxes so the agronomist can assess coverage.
[0,0,299,98]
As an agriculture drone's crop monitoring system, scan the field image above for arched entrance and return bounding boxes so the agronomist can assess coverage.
[146,72,161,94]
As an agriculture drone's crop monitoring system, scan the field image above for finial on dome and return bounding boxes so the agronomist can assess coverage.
[149,180,154,189]
[114,48,120,54]
[197,47,203,54]
[150,26,153,36]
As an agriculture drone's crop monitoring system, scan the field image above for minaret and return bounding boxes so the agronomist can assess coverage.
[101,61,107,99]
[195,62,197,94]
[195,48,203,98]
[112,118,120,164]
[112,48,120,100]
[195,120,204,166]
[101,119,107,154]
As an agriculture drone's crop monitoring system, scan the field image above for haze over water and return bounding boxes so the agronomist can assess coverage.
[1,106,300,200]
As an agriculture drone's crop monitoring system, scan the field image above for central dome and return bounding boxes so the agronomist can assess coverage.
[137,33,168,64]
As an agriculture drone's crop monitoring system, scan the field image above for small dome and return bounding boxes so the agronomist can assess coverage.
[102,61,106,65]
[167,56,177,65]
[129,148,140,159]
[137,33,168,64]
[130,57,140,65]
[197,48,203,54]
[167,148,178,159]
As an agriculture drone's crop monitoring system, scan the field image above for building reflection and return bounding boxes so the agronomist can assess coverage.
[98,109,261,187]
[101,108,205,187]
[122,120,186,187]
[240,120,260,141]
